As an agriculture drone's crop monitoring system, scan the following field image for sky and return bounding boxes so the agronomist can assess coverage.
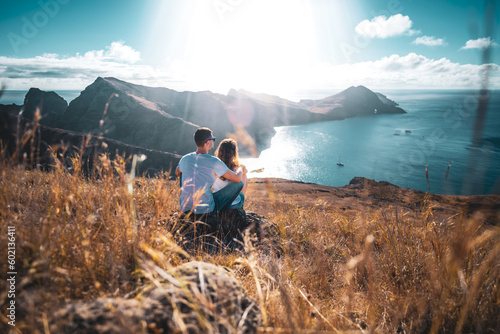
[0,0,499,99]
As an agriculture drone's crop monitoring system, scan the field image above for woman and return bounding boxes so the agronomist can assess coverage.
[213,138,248,210]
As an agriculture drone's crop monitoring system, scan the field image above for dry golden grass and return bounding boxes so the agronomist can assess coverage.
[0,139,499,333]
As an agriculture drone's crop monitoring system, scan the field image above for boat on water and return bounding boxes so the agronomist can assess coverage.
[393,129,412,135]
[337,155,344,167]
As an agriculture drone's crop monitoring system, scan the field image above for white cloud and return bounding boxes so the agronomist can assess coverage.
[460,37,497,50]
[79,41,141,63]
[355,14,420,39]
[413,36,447,46]
[309,53,499,90]
[0,42,183,91]
[105,41,141,63]
[42,53,59,59]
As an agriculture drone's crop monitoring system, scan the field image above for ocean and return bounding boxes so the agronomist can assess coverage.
[242,89,500,196]
[2,89,499,195]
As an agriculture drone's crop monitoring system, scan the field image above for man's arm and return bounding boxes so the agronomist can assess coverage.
[221,165,247,183]
[175,167,182,177]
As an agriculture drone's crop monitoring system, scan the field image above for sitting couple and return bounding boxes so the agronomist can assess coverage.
[175,127,248,215]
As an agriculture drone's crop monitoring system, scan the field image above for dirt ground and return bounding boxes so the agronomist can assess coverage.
[245,177,500,225]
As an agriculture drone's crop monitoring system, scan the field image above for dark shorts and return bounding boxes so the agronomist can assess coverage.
[213,180,244,213]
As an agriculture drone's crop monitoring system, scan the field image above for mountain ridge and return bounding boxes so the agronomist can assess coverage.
[0,78,405,174]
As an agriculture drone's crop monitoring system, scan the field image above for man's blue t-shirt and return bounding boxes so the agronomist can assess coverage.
[178,152,229,214]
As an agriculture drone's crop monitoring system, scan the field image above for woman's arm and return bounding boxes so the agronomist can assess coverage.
[237,164,248,175]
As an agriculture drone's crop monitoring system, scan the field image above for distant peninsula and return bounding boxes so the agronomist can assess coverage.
[0,77,405,174]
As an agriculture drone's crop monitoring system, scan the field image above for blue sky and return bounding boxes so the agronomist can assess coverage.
[0,0,498,97]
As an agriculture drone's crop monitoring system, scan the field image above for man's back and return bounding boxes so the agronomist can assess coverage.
[178,152,228,214]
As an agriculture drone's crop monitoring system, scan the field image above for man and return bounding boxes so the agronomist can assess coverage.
[176,127,247,214]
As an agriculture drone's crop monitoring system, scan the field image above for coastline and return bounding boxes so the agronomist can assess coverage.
[2,85,499,197]
[242,87,500,197]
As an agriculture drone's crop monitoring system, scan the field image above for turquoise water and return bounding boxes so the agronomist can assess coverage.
[243,90,500,195]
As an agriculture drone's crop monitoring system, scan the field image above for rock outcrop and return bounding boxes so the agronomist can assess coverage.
[51,261,262,334]
[0,103,22,115]
[22,87,68,125]
[299,85,405,117]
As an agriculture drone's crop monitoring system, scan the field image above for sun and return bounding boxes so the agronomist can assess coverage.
[183,0,318,96]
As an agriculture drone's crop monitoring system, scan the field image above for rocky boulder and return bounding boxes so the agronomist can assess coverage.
[51,261,262,334]
[168,209,281,254]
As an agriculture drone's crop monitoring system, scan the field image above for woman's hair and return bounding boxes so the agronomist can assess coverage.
[215,139,240,180]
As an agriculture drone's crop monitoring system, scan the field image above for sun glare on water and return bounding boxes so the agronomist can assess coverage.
[183,0,318,95]
[241,126,308,180]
